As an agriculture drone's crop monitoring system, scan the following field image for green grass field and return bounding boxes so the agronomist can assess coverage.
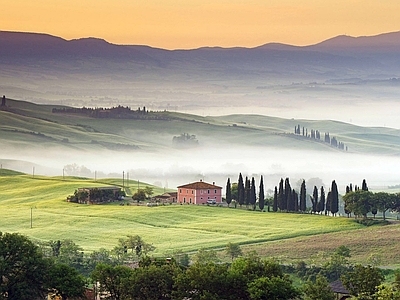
[0,171,368,251]
[1,171,400,266]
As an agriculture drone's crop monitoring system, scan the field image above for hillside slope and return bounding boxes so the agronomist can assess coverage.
[1,98,400,155]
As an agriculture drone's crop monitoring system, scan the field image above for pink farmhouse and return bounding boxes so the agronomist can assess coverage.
[177,180,222,204]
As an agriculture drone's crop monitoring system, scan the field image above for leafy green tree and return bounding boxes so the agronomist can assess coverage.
[343,190,373,219]
[192,248,220,265]
[173,262,231,300]
[341,264,384,298]
[321,246,351,282]
[0,232,50,300]
[91,263,133,300]
[225,242,243,261]
[119,235,155,258]
[144,186,154,197]
[373,284,400,300]
[132,189,147,202]
[126,264,179,300]
[248,275,299,300]
[55,239,85,273]
[374,192,398,220]
[303,274,335,300]
[46,263,86,300]
[258,175,265,211]
[226,178,232,207]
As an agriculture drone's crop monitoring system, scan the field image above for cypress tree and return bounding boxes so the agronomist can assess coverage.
[238,173,244,207]
[258,175,265,211]
[326,191,331,215]
[278,178,284,211]
[273,186,278,212]
[293,189,299,211]
[362,179,368,191]
[250,177,256,210]
[319,186,326,213]
[284,178,291,211]
[245,177,251,207]
[300,180,307,212]
[226,178,232,207]
[312,186,318,214]
[330,180,339,216]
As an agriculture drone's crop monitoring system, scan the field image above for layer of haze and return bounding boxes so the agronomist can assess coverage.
[2,0,400,49]
[3,145,400,194]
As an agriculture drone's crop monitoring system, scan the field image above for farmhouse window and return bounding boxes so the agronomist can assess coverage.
[214,189,217,193]
[192,190,194,194]
[208,190,210,194]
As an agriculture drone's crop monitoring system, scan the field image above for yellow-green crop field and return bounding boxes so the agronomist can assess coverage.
[1,170,399,266]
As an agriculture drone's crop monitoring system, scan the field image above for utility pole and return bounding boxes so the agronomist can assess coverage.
[122,171,125,189]
[32,166,35,178]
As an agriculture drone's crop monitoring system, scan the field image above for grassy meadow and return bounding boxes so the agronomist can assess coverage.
[3,169,399,266]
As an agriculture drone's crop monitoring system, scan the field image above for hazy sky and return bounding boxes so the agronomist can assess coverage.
[2,0,400,49]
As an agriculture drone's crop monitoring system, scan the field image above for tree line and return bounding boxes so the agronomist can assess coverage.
[343,179,400,220]
[3,231,400,300]
[294,124,347,151]
[225,174,340,215]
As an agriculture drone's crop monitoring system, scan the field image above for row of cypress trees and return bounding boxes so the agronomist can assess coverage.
[226,174,340,215]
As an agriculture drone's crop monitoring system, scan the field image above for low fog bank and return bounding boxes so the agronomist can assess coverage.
[3,145,400,194]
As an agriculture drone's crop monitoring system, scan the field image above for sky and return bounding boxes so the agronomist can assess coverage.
[2,0,400,49]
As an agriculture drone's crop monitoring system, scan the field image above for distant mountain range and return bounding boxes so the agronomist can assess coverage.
[0,30,399,118]
[1,30,400,74]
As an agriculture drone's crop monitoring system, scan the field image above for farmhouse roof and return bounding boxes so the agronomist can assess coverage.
[177,180,222,189]
[329,280,350,295]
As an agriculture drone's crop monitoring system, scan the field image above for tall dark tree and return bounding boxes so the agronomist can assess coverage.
[250,177,257,210]
[300,180,307,212]
[226,178,232,207]
[319,186,326,213]
[293,189,299,212]
[326,191,332,215]
[278,178,284,211]
[285,178,294,211]
[330,180,339,216]
[245,177,251,207]
[273,186,278,212]
[258,176,265,211]
[238,173,245,207]
[362,179,368,191]
[311,186,318,214]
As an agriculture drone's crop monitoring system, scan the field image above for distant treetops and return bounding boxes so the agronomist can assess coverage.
[294,124,347,151]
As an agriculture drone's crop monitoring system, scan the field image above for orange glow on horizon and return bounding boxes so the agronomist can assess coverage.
[1,0,400,49]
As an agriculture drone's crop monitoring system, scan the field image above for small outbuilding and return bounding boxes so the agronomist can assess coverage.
[329,280,351,300]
